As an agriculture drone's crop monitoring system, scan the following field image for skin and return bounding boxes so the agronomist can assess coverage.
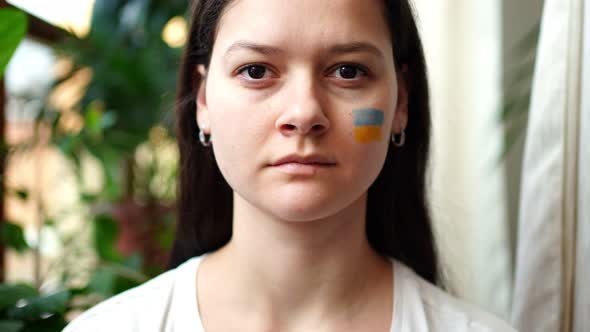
[195,0,408,331]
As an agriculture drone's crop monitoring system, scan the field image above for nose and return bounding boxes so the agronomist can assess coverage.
[275,76,330,138]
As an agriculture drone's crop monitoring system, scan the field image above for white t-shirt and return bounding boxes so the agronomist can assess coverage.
[63,255,517,331]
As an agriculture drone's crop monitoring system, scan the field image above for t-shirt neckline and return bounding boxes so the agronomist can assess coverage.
[175,254,402,332]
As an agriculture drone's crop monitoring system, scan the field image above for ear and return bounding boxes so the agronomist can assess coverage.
[195,64,211,133]
[392,65,409,134]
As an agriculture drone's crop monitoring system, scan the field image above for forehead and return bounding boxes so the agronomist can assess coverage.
[213,0,392,57]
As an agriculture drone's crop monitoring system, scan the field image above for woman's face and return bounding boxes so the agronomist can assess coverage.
[196,0,407,222]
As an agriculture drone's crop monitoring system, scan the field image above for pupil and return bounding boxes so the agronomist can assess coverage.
[340,66,357,79]
[248,66,266,79]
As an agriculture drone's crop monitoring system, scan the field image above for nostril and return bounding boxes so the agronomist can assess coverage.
[279,123,327,134]
[312,124,324,131]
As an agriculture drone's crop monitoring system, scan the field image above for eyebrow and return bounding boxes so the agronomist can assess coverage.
[223,40,385,60]
[329,42,384,59]
[224,41,284,59]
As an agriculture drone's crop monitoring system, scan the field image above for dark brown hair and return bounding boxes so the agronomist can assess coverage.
[169,0,440,285]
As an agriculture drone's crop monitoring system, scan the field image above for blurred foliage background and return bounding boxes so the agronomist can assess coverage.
[0,0,188,330]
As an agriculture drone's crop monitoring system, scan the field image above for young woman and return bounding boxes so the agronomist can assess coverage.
[64,0,517,331]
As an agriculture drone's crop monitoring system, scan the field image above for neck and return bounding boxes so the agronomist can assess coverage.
[206,191,391,328]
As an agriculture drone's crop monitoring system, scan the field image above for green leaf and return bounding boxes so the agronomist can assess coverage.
[84,107,102,135]
[93,214,122,262]
[157,220,175,250]
[80,192,98,204]
[87,256,146,297]
[66,286,90,297]
[0,9,27,77]
[87,267,115,297]
[55,134,82,160]
[6,290,70,320]
[111,255,145,295]
[101,111,117,130]
[122,253,142,271]
[111,274,141,296]
[44,219,55,228]
[0,284,38,311]
[84,143,123,200]
[21,315,67,332]
[14,189,29,201]
[0,222,30,253]
[0,320,24,332]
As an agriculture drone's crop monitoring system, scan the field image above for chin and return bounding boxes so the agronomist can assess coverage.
[234,177,368,223]
[262,191,354,223]
[271,207,335,223]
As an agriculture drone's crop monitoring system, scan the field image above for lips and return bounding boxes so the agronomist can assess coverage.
[271,153,336,166]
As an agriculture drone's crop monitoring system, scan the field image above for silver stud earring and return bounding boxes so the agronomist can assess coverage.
[199,129,212,147]
[391,129,406,147]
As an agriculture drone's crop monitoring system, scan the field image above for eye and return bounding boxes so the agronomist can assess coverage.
[237,64,271,80]
[333,64,368,80]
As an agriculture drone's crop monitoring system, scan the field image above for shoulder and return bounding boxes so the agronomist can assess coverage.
[63,270,177,332]
[63,257,201,332]
[393,260,518,332]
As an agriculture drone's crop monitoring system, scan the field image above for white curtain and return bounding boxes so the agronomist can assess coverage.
[511,0,589,331]
[573,1,590,330]
[412,0,513,318]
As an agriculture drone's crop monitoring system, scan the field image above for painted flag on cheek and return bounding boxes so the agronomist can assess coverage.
[353,109,385,143]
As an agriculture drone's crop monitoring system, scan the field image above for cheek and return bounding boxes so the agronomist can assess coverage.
[351,108,385,144]
[351,135,389,180]
[345,107,391,185]
[207,89,250,177]
[206,85,271,189]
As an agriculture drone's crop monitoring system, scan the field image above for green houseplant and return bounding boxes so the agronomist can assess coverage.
[1,1,186,330]
[0,8,71,332]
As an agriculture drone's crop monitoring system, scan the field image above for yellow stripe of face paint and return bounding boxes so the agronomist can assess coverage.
[354,126,382,143]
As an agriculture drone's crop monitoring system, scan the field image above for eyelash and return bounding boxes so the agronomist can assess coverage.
[330,63,370,79]
[235,63,370,82]
[235,63,275,81]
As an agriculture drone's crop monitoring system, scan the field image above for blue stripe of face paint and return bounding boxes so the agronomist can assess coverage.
[353,109,384,126]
